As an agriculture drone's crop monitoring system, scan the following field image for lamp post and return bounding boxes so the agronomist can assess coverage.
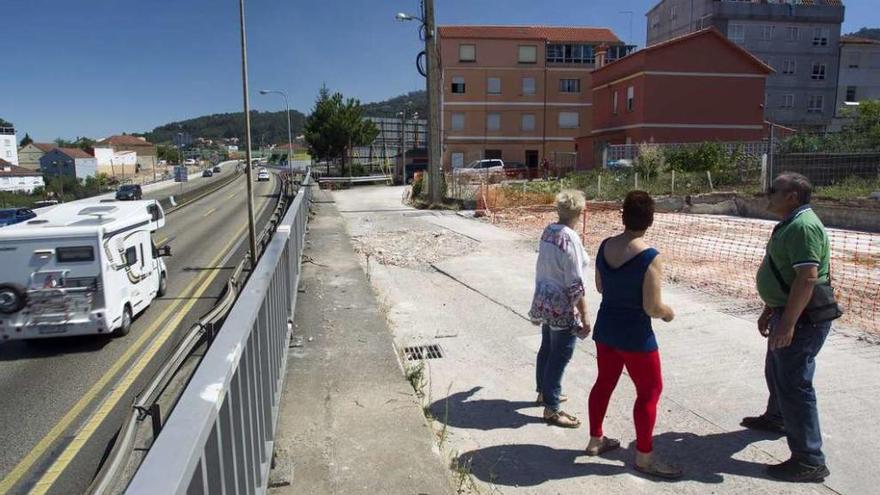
[397,109,407,180]
[396,1,441,204]
[259,89,294,174]
[238,0,258,261]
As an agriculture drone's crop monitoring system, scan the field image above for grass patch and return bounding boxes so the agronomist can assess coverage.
[815,176,880,201]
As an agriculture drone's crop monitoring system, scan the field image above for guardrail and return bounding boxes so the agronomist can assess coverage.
[125,171,313,494]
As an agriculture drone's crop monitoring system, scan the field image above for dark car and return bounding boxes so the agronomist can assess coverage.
[212,165,222,173]
[0,208,37,227]
[115,184,143,200]
[202,169,214,177]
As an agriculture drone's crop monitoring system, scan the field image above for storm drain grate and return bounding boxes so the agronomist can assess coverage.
[403,344,444,361]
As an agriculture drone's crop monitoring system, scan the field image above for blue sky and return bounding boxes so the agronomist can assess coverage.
[2,0,876,141]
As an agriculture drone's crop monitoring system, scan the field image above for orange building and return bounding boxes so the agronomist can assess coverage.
[577,28,773,168]
[438,25,629,171]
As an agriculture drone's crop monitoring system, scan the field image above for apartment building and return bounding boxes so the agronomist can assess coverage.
[646,0,845,131]
[835,37,880,113]
[438,25,631,170]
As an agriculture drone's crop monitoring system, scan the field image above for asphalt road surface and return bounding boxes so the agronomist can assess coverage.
[0,170,280,495]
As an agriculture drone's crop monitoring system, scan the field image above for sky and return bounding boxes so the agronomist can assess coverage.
[2,0,877,141]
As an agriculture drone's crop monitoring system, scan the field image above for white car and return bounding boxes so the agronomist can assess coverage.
[256,169,270,182]
[183,158,197,166]
[453,159,504,176]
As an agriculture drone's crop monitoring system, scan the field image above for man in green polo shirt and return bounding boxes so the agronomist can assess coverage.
[742,172,832,482]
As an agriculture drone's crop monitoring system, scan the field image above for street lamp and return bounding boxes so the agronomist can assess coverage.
[259,89,294,174]
[237,0,259,262]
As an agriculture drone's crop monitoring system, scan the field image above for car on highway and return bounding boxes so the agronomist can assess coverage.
[256,168,270,182]
[0,208,37,227]
[212,165,222,173]
[184,158,197,166]
[115,184,143,201]
[202,169,214,177]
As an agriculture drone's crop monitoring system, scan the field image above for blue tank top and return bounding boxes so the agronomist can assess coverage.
[593,239,659,352]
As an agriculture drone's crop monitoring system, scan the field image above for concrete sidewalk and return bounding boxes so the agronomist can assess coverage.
[333,185,880,495]
[269,189,453,494]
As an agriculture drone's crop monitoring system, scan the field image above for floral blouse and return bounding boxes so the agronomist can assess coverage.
[528,223,590,329]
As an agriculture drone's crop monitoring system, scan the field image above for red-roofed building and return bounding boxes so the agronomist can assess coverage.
[96,134,157,171]
[39,147,98,180]
[0,159,45,193]
[439,25,632,171]
[17,142,56,171]
[576,28,773,168]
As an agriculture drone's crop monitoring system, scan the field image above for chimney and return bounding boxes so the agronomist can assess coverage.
[595,44,609,68]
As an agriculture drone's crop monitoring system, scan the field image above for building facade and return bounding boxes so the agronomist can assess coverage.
[0,159,45,193]
[96,135,158,170]
[438,25,631,170]
[17,142,55,171]
[646,0,845,130]
[0,127,18,166]
[39,148,98,180]
[353,116,428,167]
[834,36,880,117]
[577,29,771,168]
[92,147,138,176]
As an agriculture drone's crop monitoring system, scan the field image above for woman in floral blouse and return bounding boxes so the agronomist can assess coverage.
[528,190,591,428]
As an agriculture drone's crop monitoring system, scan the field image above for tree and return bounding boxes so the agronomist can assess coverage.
[841,99,880,145]
[0,117,12,128]
[20,133,33,148]
[845,27,880,41]
[54,138,75,147]
[304,85,379,174]
[74,137,95,151]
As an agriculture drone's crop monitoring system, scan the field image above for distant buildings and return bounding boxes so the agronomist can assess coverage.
[834,36,880,117]
[438,25,633,170]
[353,116,428,167]
[576,28,772,168]
[646,0,846,131]
[0,127,18,166]
[17,142,55,171]
[0,159,44,193]
[92,147,138,176]
[39,148,98,180]
[96,135,158,171]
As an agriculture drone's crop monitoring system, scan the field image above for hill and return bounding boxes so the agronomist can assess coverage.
[845,27,880,40]
[361,90,427,119]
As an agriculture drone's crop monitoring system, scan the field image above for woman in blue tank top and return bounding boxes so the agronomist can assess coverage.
[584,191,682,479]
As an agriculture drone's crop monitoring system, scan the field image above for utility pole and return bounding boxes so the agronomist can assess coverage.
[399,109,407,180]
[238,0,258,261]
[424,0,442,204]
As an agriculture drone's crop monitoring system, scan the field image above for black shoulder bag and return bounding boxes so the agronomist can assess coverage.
[766,254,843,324]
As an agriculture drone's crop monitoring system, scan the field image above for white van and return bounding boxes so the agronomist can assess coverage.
[0,200,171,340]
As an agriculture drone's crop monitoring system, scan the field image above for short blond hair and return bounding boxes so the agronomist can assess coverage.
[556,189,585,223]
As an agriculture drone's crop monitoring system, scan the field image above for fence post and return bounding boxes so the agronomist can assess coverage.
[767,125,775,186]
[597,174,602,198]
[671,169,676,196]
[761,154,768,192]
[602,146,608,170]
[635,173,639,190]
[706,170,714,191]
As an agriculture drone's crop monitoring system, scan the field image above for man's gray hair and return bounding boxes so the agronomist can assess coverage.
[776,172,812,205]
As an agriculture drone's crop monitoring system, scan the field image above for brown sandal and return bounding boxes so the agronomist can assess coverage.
[585,437,621,456]
[543,409,581,428]
[634,457,683,479]
[536,393,569,406]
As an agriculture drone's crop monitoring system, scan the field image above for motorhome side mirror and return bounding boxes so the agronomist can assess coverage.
[159,246,172,257]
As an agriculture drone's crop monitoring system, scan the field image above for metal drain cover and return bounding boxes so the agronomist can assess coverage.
[403,344,444,361]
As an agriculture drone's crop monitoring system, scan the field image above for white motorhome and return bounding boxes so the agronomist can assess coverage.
[0,200,171,341]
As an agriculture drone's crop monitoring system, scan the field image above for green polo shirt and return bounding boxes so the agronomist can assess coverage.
[756,206,831,309]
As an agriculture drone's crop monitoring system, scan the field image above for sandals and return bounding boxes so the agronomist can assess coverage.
[584,436,621,456]
[543,409,581,428]
[634,455,684,480]
[535,392,568,406]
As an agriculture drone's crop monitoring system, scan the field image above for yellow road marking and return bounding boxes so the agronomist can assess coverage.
[203,207,217,217]
[227,192,238,199]
[2,190,276,494]
[30,227,244,494]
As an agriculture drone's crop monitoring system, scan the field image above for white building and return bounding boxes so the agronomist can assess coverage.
[0,159,45,193]
[93,147,138,176]
[1,127,18,166]
[835,37,880,114]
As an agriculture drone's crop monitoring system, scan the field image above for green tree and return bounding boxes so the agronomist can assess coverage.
[0,117,12,128]
[157,145,182,164]
[841,99,880,147]
[54,138,75,147]
[304,85,379,174]
[74,137,96,151]
[19,133,33,148]
[303,85,339,165]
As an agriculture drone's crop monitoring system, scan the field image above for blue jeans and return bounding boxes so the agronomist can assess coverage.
[764,310,832,466]
[535,324,577,411]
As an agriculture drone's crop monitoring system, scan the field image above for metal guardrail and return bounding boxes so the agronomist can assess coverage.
[125,171,313,494]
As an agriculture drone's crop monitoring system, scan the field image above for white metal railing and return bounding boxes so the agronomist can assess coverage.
[126,172,313,494]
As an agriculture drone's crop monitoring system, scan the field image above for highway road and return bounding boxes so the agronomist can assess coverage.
[0,169,281,494]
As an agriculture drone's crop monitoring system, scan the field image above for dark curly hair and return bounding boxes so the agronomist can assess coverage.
[622,190,654,231]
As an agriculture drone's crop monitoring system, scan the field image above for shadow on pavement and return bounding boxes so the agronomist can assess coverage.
[0,335,110,361]
[457,429,781,487]
[428,386,542,430]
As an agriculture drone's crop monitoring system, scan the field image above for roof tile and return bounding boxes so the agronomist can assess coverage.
[439,25,620,43]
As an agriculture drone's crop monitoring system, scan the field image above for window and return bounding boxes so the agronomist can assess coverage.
[670,6,677,20]
[546,44,594,64]
[808,95,824,113]
[612,90,619,115]
[626,86,635,111]
[786,26,799,41]
[525,150,539,168]
[558,112,579,129]
[451,152,465,169]
[451,76,466,94]
[847,55,860,69]
[125,246,138,267]
[845,86,857,102]
[459,44,475,62]
[728,24,745,43]
[487,77,501,95]
[812,27,829,46]
[782,59,796,75]
[56,246,95,263]
[486,113,501,131]
[521,114,536,131]
[782,94,795,108]
[811,63,826,80]
[451,113,465,131]
[652,15,660,30]
[763,25,775,41]
[518,45,537,63]
[522,77,536,95]
[559,79,581,93]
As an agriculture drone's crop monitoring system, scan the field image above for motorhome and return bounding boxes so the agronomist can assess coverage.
[0,200,171,341]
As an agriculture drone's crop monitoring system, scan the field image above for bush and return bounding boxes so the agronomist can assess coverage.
[664,142,726,173]
[411,174,424,198]
[635,143,664,180]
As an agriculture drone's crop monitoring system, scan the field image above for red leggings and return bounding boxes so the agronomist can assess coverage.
[588,342,663,454]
